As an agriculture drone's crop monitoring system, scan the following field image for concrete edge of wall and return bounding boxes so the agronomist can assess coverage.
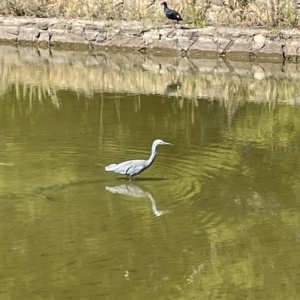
[1,17,300,60]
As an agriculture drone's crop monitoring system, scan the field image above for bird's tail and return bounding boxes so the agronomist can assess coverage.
[105,163,118,171]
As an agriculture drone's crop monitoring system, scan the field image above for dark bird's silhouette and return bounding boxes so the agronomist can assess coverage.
[161,1,183,27]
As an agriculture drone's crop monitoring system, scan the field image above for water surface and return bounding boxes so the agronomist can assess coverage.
[0,46,300,299]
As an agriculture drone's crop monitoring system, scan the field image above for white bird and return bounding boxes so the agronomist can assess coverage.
[105,139,172,179]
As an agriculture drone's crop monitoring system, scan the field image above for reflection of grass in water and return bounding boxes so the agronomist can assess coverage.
[227,100,300,147]
[2,48,300,145]
[3,56,300,155]
[2,53,300,112]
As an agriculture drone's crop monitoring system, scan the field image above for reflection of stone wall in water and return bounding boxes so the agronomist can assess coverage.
[1,45,300,118]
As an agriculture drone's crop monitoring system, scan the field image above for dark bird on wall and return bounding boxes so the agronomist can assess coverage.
[161,1,183,27]
[105,139,172,179]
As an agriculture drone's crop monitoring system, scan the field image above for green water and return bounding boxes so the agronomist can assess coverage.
[1,49,300,300]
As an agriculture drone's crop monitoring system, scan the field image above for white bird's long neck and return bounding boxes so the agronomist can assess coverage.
[147,143,157,165]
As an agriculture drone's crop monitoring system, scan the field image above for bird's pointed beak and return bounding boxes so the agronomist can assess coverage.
[164,142,173,145]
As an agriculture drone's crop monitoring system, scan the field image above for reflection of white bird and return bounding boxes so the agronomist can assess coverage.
[105,139,172,180]
[105,183,170,217]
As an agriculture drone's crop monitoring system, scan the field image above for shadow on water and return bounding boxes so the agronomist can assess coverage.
[114,177,176,182]
[105,182,170,217]
[31,178,109,199]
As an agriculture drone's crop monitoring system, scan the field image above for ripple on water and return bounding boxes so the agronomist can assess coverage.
[103,142,238,203]
[170,144,239,180]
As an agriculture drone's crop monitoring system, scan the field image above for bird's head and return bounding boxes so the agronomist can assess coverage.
[153,139,173,146]
[161,1,167,6]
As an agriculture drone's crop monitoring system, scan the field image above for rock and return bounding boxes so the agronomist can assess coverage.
[85,29,99,42]
[101,35,144,49]
[177,37,195,52]
[37,21,50,31]
[189,37,217,56]
[149,39,178,53]
[256,40,284,60]
[0,26,19,42]
[18,27,39,43]
[38,31,50,45]
[214,37,232,54]
[95,31,109,44]
[50,29,86,46]
[226,37,252,59]
[252,34,266,51]
[285,40,300,60]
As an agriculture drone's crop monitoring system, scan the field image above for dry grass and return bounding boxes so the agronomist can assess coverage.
[0,0,298,27]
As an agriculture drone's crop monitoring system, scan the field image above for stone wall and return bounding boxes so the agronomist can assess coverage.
[1,16,300,60]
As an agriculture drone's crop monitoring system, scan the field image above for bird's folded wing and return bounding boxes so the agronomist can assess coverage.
[166,10,181,20]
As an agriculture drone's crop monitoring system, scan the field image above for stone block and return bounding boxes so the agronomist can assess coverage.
[143,32,158,47]
[38,31,50,43]
[284,40,300,59]
[85,29,99,42]
[226,37,252,58]
[72,24,85,36]
[189,37,217,56]
[181,29,200,39]
[18,27,39,43]
[37,21,50,31]
[214,37,232,54]
[122,36,144,48]
[102,34,144,48]
[0,26,19,42]
[50,29,86,45]
[252,34,266,51]
[256,41,283,60]
[38,31,50,48]
[50,21,72,31]
[150,39,177,51]
[95,32,108,43]
[177,37,195,51]
[159,28,180,38]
